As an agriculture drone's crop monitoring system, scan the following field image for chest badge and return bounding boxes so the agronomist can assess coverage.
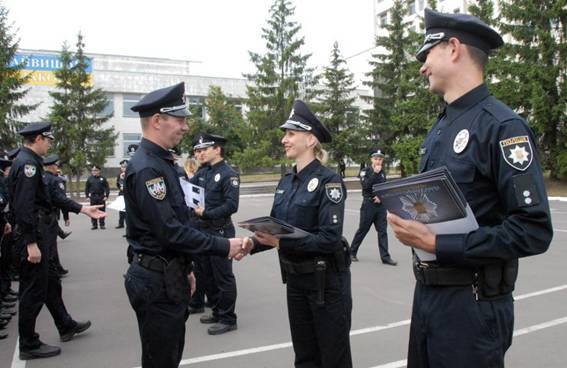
[214,173,221,182]
[453,129,470,154]
[145,177,167,200]
[307,178,319,192]
[24,164,36,178]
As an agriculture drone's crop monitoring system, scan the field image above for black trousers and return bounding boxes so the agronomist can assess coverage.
[286,269,352,368]
[89,195,106,227]
[124,263,188,368]
[407,282,514,368]
[0,225,12,297]
[118,211,126,227]
[18,218,75,350]
[350,199,390,260]
[192,225,237,324]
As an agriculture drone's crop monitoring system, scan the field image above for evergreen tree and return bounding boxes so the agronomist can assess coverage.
[0,4,37,149]
[317,42,358,170]
[48,33,116,194]
[244,0,316,170]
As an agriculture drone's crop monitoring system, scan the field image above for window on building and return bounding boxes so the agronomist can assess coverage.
[453,8,460,13]
[123,133,142,157]
[379,12,388,27]
[98,93,114,118]
[408,0,416,15]
[418,0,424,11]
[123,94,143,118]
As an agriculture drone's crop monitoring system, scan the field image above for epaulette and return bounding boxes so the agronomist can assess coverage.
[482,96,520,123]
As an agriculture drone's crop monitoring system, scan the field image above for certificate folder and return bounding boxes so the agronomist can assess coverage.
[238,216,310,239]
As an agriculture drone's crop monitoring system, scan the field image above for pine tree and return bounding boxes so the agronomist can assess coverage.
[48,33,116,194]
[317,42,359,170]
[0,4,37,149]
[244,0,316,170]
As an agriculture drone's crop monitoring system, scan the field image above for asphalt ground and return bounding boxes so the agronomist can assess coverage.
[1,193,566,368]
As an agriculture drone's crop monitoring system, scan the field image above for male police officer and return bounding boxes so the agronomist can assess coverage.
[191,133,240,335]
[9,123,105,360]
[387,9,553,368]
[350,148,396,265]
[123,82,245,368]
[116,159,128,229]
[85,165,110,229]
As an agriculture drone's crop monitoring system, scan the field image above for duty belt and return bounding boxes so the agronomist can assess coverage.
[132,253,169,273]
[413,261,476,286]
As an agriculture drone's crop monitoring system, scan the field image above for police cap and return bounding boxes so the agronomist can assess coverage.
[369,148,385,158]
[119,159,129,166]
[130,82,191,118]
[280,100,332,143]
[7,147,20,160]
[43,154,60,166]
[416,8,503,62]
[193,133,228,150]
[18,122,54,140]
[0,153,11,170]
[127,144,139,157]
[91,165,101,171]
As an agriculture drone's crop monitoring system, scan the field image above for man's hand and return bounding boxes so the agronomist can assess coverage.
[234,237,254,261]
[387,212,436,254]
[372,196,381,204]
[3,222,12,235]
[188,272,196,296]
[254,231,280,248]
[65,219,71,227]
[103,197,107,202]
[194,206,205,217]
[27,242,41,263]
[227,238,243,260]
[80,205,107,219]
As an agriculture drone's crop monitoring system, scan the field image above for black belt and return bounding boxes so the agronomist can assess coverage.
[132,253,169,273]
[280,258,320,274]
[413,261,476,286]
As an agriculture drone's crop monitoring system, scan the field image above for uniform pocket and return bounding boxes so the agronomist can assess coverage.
[446,159,476,198]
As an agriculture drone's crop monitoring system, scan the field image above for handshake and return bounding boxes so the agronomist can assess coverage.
[227,237,255,261]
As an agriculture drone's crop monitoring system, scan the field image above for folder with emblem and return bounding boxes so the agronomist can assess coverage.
[238,216,310,239]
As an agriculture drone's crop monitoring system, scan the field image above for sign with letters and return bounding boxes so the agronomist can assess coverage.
[11,53,93,86]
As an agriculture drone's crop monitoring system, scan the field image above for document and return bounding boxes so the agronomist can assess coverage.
[179,178,205,209]
[107,195,125,212]
[373,166,478,261]
[238,216,310,239]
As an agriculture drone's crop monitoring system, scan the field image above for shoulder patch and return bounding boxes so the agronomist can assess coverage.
[145,177,167,200]
[58,182,65,190]
[230,176,239,188]
[325,183,344,204]
[24,164,37,178]
[500,135,533,171]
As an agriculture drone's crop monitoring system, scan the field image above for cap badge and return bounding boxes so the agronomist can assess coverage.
[307,178,319,192]
[289,108,295,120]
[453,129,470,154]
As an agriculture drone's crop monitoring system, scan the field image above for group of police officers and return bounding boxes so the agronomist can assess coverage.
[0,8,555,368]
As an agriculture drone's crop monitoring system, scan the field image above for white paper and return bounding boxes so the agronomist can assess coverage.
[414,205,479,261]
[179,178,205,209]
[107,195,125,212]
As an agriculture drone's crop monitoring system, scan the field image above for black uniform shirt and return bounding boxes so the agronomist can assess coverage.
[359,166,387,199]
[85,175,110,198]
[191,160,239,221]
[124,138,229,258]
[43,171,80,219]
[419,84,553,266]
[0,176,8,224]
[259,159,346,259]
[116,172,125,196]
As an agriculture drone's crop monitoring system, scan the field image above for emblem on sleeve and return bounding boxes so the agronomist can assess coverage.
[307,178,319,192]
[24,164,36,178]
[230,176,239,188]
[58,182,65,190]
[145,177,167,200]
[453,129,469,154]
[214,173,221,182]
[499,136,533,171]
[325,183,343,204]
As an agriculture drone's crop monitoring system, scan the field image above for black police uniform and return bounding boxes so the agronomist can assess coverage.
[116,160,127,229]
[252,100,352,368]
[408,10,553,368]
[350,150,393,263]
[190,134,240,332]
[123,82,232,368]
[0,165,12,303]
[85,169,109,229]
[8,124,87,357]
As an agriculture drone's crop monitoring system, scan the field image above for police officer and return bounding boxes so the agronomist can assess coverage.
[116,159,128,229]
[85,165,110,229]
[350,148,396,265]
[9,123,105,360]
[243,100,352,367]
[123,82,244,368]
[387,9,553,368]
[0,154,16,339]
[191,133,240,335]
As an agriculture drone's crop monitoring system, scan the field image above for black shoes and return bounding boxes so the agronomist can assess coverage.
[20,343,61,360]
[100,225,106,230]
[3,294,17,303]
[188,306,205,314]
[60,231,72,239]
[115,225,124,229]
[60,320,91,342]
[7,289,18,297]
[91,226,98,230]
[382,258,398,266]
[207,322,237,335]
[199,314,219,324]
[0,332,6,339]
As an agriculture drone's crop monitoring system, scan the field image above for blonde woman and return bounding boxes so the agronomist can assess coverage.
[184,158,199,179]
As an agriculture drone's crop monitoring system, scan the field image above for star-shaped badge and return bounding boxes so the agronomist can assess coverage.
[508,145,529,165]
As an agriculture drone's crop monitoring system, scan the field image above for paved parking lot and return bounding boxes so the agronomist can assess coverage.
[2,194,566,368]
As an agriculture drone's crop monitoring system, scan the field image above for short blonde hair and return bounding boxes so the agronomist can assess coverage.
[184,158,199,177]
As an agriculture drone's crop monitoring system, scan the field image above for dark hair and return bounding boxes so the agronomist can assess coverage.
[215,145,225,158]
[465,44,488,69]
[23,134,40,145]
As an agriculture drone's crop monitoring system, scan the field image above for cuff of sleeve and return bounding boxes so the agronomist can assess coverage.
[435,233,466,266]
[23,233,36,245]
[221,238,230,257]
[279,238,296,251]
[73,203,82,214]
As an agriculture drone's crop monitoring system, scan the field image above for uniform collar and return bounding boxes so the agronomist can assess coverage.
[20,146,43,165]
[293,159,321,182]
[211,159,225,169]
[445,83,490,123]
[140,138,174,163]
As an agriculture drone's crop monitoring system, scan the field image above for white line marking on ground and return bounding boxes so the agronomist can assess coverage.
[11,339,25,368]
[549,197,567,202]
[163,284,567,367]
[369,316,567,368]
[555,229,567,233]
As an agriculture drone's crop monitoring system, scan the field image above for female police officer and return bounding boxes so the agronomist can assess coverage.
[243,100,352,368]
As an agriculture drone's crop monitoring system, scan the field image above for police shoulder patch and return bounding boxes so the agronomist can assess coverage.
[325,183,344,204]
[500,135,533,171]
[58,182,65,190]
[145,177,167,200]
[24,164,37,178]
[230,176,239,188]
